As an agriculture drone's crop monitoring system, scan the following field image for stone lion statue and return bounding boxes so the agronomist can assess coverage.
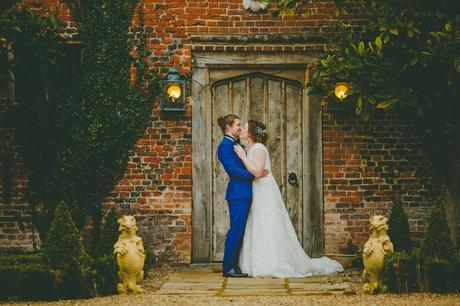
[114,215,145,294]
[362,215,394,294]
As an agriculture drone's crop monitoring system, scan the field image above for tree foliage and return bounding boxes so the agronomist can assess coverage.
[276,0,460,202]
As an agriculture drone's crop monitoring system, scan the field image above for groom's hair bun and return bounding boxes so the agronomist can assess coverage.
[217,114,240,133]
[248,120,267,144]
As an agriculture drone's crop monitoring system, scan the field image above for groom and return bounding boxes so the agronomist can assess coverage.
[216,114,268,277]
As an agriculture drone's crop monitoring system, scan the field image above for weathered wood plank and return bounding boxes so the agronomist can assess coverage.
[209,68,306,83]
[303,87,324,257]
[192,67,211,262]
[193,53,314,67]
[249,76,264,122]
[285,83,303,242]
[212,83,231,261]
[232,79,247,123]
[267,79,283,187]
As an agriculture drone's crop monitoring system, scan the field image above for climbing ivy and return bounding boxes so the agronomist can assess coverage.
[4,0,158,248]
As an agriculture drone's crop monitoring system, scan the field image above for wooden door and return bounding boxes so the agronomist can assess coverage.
[210,70,304,261]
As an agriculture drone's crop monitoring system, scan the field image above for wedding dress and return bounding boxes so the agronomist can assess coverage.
[239,143,343,277]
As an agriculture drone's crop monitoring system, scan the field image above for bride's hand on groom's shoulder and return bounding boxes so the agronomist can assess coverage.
[234,145,246,160]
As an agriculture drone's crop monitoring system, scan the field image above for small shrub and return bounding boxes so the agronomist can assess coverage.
[419,203,457,292]
[420,203,455,261]
[94,208,120,296]
[43,201,94,299]
[0,253,55,300]
[94,254,118,296]
[388,202,412,253]
[384,250,418,293]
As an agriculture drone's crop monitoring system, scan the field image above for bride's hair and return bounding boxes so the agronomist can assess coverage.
[217,114,240,133]
[248,120,267,144]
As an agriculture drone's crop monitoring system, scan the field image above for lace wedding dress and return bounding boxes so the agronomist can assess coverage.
[239,143,343,277]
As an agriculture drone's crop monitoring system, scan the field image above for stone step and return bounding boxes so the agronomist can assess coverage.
[161,282,223,291]
[155,268,352,296]
[155,290,218,295]
[220,289,289,296]
[226,278,285,286]
[288,282,350,291]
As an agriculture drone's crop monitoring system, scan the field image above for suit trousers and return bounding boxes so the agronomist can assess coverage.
[222,198,251,273]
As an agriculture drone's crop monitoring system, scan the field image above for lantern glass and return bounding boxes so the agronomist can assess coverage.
[334,83,349,100]
[166,84,182,101]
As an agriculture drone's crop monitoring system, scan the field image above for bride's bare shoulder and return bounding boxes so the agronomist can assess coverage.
[251,143,266,150]
[255,143,268,151]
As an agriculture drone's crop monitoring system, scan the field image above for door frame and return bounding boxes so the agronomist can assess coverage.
[191,52,324,262]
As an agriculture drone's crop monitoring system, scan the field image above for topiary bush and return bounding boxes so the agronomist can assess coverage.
[384,250,419,293]
[388,202,412,253]
[43,201,95,299]
[94,208,120,296]
[420,203,455,260]
[419,203,457,293]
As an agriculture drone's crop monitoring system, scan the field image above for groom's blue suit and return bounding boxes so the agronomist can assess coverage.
[217,135,255,273]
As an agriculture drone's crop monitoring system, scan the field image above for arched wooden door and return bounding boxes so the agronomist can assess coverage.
[210,71,304,261]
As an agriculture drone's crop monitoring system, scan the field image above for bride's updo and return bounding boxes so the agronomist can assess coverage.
[248,120,267,144]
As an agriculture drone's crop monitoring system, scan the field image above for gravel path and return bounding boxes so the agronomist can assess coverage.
[4,265,460,306]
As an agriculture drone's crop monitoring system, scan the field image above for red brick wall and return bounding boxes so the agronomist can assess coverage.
[0,0,437,262]
[323,109,437,253]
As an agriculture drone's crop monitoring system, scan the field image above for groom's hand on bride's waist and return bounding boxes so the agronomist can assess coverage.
[261,169,270,177]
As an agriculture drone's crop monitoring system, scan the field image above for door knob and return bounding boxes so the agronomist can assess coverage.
[288,172,298,185]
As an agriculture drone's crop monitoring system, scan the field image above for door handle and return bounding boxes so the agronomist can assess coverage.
[288,172,298,185]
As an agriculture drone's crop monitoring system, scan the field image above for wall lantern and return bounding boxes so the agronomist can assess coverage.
[334,82,350,101]
[160,68,186,112]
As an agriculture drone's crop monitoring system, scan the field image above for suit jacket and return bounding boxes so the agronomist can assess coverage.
[217,136,254,200]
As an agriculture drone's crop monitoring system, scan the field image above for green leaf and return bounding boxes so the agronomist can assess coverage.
[444,23,452,32]
[375,36,382,50]
[383,33,390,43]
[407,30,414,38]
[358,41,365,55]
[356,95,362,115]
[454,58,460,73]
[389,28,399,35]
[377,98,398,109]
[410,57,418,65]
[334,8,340,17]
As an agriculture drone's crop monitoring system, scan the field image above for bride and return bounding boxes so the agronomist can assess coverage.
[234,120,343,278]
